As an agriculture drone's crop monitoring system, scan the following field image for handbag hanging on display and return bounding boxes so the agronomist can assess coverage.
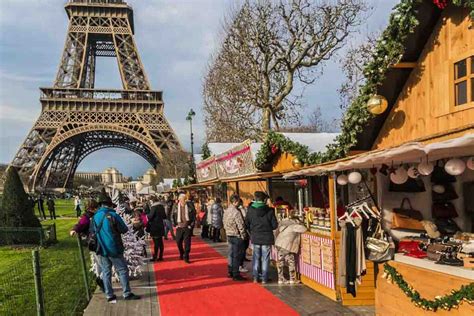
[432,183,459,202]
[389,177,426,193]
[392,198,425,231]
[432,202,458,219]
[366,221,394,262]
[431,161,457,184]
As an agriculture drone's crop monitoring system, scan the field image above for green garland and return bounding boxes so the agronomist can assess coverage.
[383,263,474,311]
[254,1,474,170]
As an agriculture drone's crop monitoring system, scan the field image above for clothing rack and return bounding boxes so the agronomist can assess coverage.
[346,195,371,208]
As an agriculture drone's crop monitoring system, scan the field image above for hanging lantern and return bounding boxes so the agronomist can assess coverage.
[407,166,420,179]
[444,158,466,176]
[336,174,348,186]
[348,171,362,184]
[292,157,303,169]
[466,157,474,171]
[367,95,388,115]
[390,166,408,184]
[418,161,434,176]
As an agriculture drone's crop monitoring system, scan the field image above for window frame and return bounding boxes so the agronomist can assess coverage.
[450,53,474,113]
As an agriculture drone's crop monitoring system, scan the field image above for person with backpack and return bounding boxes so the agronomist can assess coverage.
[148,196,167,261]
[245,191,278,284]
[70,199,104,292]
[91,195,141,302]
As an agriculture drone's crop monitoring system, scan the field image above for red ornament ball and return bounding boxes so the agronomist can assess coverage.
[271,144,279,155]
[433,0,448,9]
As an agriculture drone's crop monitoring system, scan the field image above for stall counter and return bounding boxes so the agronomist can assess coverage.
[376,260,474,316]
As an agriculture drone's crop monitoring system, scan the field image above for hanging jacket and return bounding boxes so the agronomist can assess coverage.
[275,218,307,253]
[91,207,128,257]
[245,201,278,245]
[211,203,224,229]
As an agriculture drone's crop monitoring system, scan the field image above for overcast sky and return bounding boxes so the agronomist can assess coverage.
[0,0,398,178]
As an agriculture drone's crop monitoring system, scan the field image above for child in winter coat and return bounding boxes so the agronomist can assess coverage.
[274,218,307,285]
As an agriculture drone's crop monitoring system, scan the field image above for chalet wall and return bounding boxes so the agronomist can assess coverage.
[373,6,474,149]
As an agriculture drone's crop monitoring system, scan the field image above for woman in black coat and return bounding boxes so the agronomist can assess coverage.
[148,197,167,261]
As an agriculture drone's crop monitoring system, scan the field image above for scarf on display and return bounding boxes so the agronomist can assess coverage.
[177,202,189,223]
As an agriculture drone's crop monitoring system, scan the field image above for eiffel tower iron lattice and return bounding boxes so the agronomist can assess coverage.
[10,0,182,191]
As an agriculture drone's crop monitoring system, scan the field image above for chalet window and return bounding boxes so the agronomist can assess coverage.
[454,56,474,106]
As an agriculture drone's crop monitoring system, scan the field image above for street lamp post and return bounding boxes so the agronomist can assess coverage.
[186,109,196,177]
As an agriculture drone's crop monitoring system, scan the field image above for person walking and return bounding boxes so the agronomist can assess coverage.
[74,196,82,218]
[206,198,215,239]
[275,217,307,285]
[70,199,104,292]
[37,195,46,220]
[91,195,141,302]
[148,196,166,261]
[211,198,224,242]
[199,198,210,239]
[163,195,175,240]
[245,191,278,284]
[172,193,195,263]
[46,196,56,220]
[223,194,248,281]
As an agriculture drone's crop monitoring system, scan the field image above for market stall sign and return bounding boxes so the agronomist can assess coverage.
[215,142,258,179]
[196,156,218,183]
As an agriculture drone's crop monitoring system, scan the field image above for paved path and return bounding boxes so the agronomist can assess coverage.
[83,233,374,315]
[83,251,159,316]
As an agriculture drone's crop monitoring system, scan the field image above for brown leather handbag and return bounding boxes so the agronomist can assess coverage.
[392,198,424,230]
[427,243,453,261]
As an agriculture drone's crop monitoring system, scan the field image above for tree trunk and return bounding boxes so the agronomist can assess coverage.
[262,107,271,133]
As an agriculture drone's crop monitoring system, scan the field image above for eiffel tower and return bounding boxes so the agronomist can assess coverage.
[11,0,181,192]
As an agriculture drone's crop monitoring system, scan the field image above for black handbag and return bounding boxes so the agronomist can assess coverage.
[431,161,456,184]
[432,183,459,202]
[389,177,426,193]
[434,218,461,235]
[432,202,458,219]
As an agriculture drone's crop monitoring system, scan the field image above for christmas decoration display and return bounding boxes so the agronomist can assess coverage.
[444,158,466,176]
[348,171,362,184]
[418,161,434,176]
[367,94,388,115]
[390,166,409,184]
[383,263,474,311]
[337,174,349,186]
[467,157,474,170]
[90,189,146,282]
[292,157,303,169]
[407,166,420,178]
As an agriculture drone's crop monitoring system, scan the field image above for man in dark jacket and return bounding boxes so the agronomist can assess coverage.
[46,196,56,220]
[163,195,175,240]
[245,191,278,284]
[148,196,167,261]
[172,193,196,263]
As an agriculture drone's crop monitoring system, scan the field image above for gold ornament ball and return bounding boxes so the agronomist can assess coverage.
[292,157,303,169]
[367,94,388,115]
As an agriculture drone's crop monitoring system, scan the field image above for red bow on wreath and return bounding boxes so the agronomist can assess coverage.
[433,0,448,9]
[270,144,279,155]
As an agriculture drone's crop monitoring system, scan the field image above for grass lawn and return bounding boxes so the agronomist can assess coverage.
[35,198,83,218]
[0,218,96,315]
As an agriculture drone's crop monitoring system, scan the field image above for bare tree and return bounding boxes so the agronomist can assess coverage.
[203,0,368,140]
[156,150,191,181]
[278,106,340,133]
[338,32,378,108]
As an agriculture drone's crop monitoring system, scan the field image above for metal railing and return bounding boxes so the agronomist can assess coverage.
[0,224,57,247]
[0,236,93,316]
[40,88,162,102]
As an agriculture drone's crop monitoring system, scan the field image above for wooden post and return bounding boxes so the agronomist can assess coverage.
[328,174,337,240]
[77,235,92,301]
[32,250,45,316]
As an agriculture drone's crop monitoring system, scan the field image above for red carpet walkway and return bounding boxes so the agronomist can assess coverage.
[152,236,298,316]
